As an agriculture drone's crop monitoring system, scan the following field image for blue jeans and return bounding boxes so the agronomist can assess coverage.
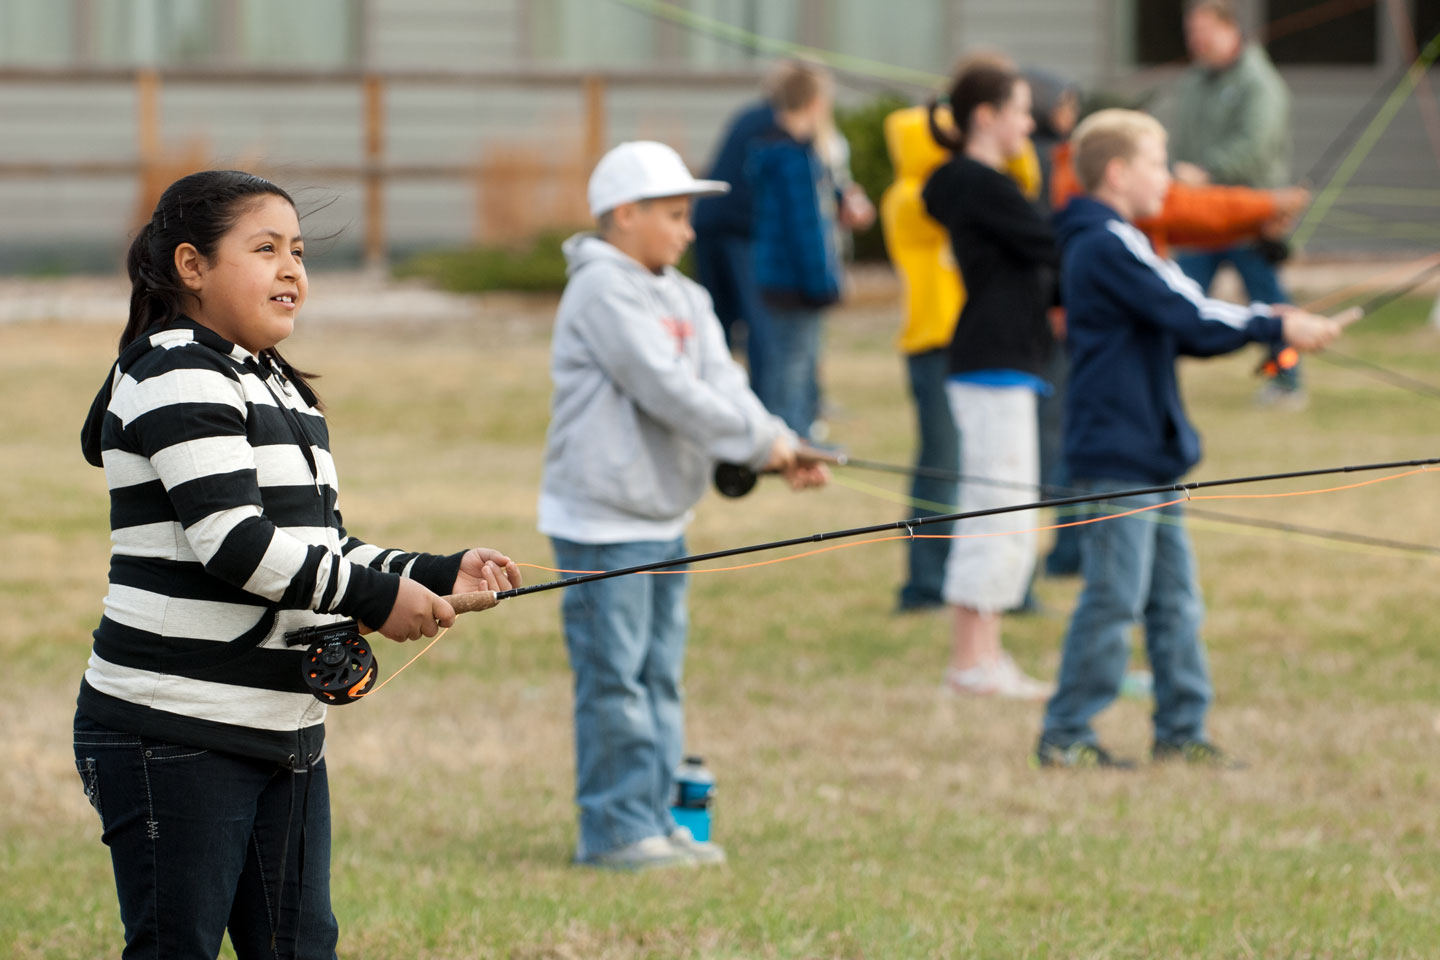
[72,711,338,959]
[1041,481,1212,747]
[897,349,960,610]
[1177,244,1301,390]
[693,232,775,398]
[1037,346,1081,575]
[552,536,689,859]
[763,304,823,438]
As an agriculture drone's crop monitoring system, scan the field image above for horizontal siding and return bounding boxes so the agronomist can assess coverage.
[0,74,758,262]
[0,84,138,161]
[383,84,584,165]
[161,86,364,164]
[0,0,1435,265]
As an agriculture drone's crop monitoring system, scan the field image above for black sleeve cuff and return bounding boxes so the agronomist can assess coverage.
[407,550,467,596]
[337,563,402,630]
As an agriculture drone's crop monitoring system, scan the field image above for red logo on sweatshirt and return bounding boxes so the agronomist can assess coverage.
[660,316,694,354]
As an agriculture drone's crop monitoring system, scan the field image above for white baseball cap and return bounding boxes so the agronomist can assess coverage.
[587,141,730,218]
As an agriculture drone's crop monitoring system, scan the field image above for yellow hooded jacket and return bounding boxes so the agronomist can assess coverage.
[881,106,1041,355]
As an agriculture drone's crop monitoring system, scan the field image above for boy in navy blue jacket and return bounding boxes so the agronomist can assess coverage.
[748,61,842,439]
[1035,110,1353,768]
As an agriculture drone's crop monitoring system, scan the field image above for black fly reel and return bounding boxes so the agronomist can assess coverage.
[284,620,378,705]
[713,461,760,498]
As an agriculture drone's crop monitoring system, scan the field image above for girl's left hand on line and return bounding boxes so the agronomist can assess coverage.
[454,548,523,594]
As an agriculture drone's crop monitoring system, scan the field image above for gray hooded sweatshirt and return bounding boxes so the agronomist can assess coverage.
[538,234,789,543]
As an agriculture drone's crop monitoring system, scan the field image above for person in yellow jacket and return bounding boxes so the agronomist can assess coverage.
[882,103,1040,611]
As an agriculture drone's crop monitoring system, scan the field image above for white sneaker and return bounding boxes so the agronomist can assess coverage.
[995,653,1055,701]
[943,662,1003,697]
[669,827,726,865]
[578,835,695,871]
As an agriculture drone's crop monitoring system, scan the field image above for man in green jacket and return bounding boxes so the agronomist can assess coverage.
[1168,0,1304,408]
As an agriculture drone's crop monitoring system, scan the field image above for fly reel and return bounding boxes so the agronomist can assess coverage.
[713,461,760,498]
[284,620,378,705]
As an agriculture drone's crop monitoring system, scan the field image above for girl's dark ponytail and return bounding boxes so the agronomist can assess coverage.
[122,222,155,350]
[928,96,965,153]
[122,219,191,350]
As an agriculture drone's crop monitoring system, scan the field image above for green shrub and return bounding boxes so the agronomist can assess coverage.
[395,230,699,293]
[394,231,575,293]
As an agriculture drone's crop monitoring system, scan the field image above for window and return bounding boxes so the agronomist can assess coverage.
[92,0,219,66]
[0,0,359,68]
[1415,0,1440,54]
[1266,0,1377,65]
[240,0,357,68]
[1133,0,1187,67]
[679,0,804,69]
[0,1,75,65]
[1131,0,1384,68]
[528,0,664,68]
[527,0,946,76]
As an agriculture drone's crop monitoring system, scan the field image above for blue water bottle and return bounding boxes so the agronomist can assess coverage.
[671,755,715,842]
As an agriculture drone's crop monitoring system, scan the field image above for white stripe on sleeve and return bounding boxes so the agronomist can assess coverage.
[150,435,257,490]
[1106,220,1270,330]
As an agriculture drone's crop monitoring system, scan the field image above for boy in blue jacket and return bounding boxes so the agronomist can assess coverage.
[1035,110,1352,768]
[748,61,842,440]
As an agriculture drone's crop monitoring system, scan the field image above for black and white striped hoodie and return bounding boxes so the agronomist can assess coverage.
[78,319,464,766]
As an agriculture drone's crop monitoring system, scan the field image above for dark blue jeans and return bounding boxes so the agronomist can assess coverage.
[897,348,959,610]
[73,711,338,959]
[1041,482,1211,748]
[552,536,689,860]
[693,231,776,401]
[1176,244,1302,390]
[1038,346,1081,576]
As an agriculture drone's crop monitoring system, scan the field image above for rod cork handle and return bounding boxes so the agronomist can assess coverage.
[444,591,500,615]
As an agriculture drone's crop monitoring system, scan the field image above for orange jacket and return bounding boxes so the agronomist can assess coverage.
[1050,141,1278,258]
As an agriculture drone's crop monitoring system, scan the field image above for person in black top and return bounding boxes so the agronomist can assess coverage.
[74,170,522,957]
[922,59,1059,699]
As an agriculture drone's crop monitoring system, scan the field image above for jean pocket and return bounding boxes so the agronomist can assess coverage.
[139,742,211,763]
[74,756,103,824]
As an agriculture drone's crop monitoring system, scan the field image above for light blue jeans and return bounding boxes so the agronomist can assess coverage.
[1041,481,1212,747]
[551,536,688,859]
[763,304,823,439]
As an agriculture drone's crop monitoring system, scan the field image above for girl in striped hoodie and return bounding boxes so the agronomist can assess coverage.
[74,170,520,958]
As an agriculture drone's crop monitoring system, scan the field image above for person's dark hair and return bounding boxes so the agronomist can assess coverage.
[123,170,319,401]
[928,61,1022,154]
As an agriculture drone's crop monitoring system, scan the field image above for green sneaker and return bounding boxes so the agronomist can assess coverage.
[1032,739,1135,769]
[1151,739,1247,769]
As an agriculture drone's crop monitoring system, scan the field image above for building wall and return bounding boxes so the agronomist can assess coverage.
[0,0,1435,270]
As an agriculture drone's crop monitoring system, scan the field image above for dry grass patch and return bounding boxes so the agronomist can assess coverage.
[4,291,1440,958]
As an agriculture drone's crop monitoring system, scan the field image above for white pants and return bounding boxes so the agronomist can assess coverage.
[941,381,1040,612]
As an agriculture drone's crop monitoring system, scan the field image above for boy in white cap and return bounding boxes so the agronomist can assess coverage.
[540,141,826,870]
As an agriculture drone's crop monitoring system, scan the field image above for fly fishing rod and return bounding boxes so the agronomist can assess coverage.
[318,457,1439,705]
[472,456,1440,603]
[1310,258,1440,402]
[714,450,1440,557]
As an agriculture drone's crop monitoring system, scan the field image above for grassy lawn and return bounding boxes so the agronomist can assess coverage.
[3,284,1439,958]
